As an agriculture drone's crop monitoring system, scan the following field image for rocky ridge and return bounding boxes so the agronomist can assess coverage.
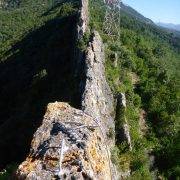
[82,31,115,145]
[16,102,112,179]
[15,0,116,179]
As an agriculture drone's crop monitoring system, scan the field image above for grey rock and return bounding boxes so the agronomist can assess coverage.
[77,0,89,39]
[82,31,115,143]
[16,1,118,179]
[16,102,112,180]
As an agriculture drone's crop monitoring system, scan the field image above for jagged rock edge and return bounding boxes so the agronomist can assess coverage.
[15,0,117,179]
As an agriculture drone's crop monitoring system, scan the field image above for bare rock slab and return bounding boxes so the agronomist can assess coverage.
[16,102,112,180]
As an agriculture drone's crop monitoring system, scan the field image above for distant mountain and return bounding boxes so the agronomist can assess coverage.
[121,2,180,38]
[120,2,153,24]
[120,1,180,50]
[157,22,180,31]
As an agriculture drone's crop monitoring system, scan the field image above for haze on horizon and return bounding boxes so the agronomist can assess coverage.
[122,0,180,25]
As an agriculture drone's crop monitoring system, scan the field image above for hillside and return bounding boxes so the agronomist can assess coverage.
[120,3,180,178]
[90,0,179,179]
[157,22,180,32]
[120,2,153,24]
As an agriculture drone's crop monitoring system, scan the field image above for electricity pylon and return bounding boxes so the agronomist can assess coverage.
[103,0,121,40]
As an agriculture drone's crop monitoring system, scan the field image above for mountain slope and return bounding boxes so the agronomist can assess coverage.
[120,2,180,179]
[90,0,179,179]
[120,2,153,24]
[157,22,180,31]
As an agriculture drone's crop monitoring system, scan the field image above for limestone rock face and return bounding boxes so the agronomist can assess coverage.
[82,31,115,142]
[81,31,118,179]
[117,93,132,151]
[15,1,116,179]
[77,0,89,39]
[16,102,112,180]
[15,31,116,179]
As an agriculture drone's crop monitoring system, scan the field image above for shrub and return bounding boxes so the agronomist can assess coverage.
[0,163,18,179]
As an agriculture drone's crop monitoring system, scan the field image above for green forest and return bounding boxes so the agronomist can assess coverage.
[89,0,179,179]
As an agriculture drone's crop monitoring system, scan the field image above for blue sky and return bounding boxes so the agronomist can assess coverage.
[122,0,180,24]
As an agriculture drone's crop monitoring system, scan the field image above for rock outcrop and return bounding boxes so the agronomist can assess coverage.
[15,0,116,179]
[15,31,115,180]
[77,0,89,39]
[16,32,114,180]
[16,102,112,180]
[116,93,132,151]
[82,31,115,146]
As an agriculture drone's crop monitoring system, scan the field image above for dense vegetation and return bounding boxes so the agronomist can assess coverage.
[0,0,80,176]
[89,0,179,179]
